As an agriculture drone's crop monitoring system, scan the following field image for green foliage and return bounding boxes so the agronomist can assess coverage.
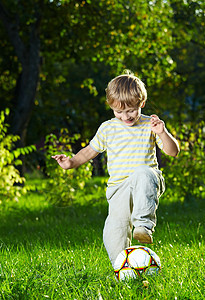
[1,0,205,206]
[44,129,93,205]
[0,109,36,203]
[165,0,205,124]
[162,121,205,202]
[0,0,190,141]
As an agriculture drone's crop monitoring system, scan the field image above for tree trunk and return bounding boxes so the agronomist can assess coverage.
[0,2,41,173]
[0,2,41,137]
[11,42,40,141]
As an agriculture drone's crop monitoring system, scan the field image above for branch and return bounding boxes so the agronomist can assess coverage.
[190,39,205,50]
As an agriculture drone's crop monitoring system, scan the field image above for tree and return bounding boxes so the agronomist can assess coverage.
[0,0,41,146]
[7,0,205,156]
[0,0,177,146]
[170,0,205,123]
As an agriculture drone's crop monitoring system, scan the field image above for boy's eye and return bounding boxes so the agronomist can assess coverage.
[114,108,137,113]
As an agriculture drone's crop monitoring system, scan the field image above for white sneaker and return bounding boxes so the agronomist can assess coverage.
[133,226,153,244]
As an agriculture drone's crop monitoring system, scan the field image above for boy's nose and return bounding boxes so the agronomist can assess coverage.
[122,112,129,120]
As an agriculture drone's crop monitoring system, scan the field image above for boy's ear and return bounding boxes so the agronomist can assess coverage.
[140,101,145,108]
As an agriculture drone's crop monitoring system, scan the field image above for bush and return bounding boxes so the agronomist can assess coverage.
[0,109,36,203]
[44,129,93,205]
[162,121,205,202]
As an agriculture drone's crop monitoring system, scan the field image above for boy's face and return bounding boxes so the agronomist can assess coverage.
[111,102,143,126]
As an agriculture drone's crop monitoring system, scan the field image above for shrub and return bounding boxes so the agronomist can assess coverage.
[0,109,36,203]
[162,121,205,202]
[44,129,93,205]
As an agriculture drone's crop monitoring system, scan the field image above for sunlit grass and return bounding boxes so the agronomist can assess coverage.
[0,176,204,299]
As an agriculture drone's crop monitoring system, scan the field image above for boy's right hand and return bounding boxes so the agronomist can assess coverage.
[51,154,72,169]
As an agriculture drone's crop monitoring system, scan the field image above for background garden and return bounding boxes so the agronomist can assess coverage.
[0,0,204,299]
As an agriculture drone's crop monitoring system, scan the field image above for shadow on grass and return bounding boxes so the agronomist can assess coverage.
[0,183,204,252]
[155,196,205,247]
[0,191,108,251]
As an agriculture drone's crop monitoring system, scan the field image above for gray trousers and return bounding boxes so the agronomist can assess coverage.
[103,166,165,267]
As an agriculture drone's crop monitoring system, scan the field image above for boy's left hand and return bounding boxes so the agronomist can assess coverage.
[150,114,165,135]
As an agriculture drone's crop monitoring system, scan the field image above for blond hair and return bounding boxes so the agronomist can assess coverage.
[106,72,147,109]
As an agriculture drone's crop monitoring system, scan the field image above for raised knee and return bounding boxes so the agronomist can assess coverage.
[130,166,157,186]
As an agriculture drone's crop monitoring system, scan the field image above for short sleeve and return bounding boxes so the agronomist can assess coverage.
[89,123,107,153]
[155,134,163,150]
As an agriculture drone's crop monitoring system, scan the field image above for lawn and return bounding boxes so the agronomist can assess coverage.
[0,176,204,299]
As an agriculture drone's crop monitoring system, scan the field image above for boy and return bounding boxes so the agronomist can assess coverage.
[52,72,179,267]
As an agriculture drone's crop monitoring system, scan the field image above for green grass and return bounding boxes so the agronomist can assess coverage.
[0,176,204,299]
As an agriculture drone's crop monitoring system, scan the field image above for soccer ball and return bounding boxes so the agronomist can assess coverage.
[114,245,161,281]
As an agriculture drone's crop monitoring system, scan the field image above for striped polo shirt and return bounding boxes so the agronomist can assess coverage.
[89,114,163,186]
